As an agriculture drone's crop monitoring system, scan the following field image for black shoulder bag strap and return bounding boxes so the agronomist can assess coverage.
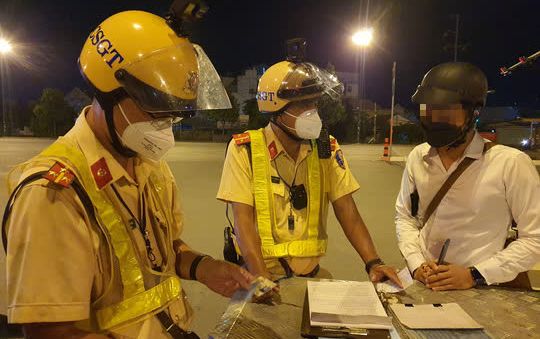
[419,142,494,226]
[222,137,251,265]
[2,172,97,253]
[0,171,97,337]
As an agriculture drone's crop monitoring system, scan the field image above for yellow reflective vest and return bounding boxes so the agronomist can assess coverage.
[12,137,183,330]
[244,129,328,258]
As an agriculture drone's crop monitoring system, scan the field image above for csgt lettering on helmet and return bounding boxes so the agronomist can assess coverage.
[89,26,125,68]
[256,91,275,101]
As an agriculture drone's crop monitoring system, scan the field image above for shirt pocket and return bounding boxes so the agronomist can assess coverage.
[271,181,286,198]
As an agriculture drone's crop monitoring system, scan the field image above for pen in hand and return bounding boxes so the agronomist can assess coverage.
[437,239,451,266]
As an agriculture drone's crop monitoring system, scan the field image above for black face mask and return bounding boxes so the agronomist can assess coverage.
[421,121,468,148]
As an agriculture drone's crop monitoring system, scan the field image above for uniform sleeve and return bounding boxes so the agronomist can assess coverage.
[475,152,540,284]
[395,149,426,274]
[5,182,96,323]
[327,139,360,202]
[216,140,254,206]
[161,162,184,241]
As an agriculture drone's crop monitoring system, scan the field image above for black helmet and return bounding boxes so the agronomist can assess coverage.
[412,62,488,107]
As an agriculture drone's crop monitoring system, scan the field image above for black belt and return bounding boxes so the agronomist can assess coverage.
[278,258,320,278]
[156,311,200,339]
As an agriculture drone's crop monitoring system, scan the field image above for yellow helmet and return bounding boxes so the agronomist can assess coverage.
[79,10,230,114]
[257,61,343,113]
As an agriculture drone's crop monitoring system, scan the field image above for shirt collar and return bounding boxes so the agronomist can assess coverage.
[73,106,136,189]
[422,131,485,163]
[263,123,312,162]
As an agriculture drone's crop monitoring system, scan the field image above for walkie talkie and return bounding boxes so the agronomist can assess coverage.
[316,125,332,159]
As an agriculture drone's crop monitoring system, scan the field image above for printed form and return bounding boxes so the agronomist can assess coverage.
[307,280,393,329]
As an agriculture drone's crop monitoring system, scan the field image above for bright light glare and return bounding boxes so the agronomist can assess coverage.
[0,38,13,54]
[352,28,373,47]
[521,139,530,146]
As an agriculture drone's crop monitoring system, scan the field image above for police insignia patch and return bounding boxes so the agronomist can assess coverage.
[184,71,199,95]
[232,132,250,145]
[268,141,278,160]
[330,138,337,152]
[43,162,75,187]
[335,150,346,169]
[91,157,113,189]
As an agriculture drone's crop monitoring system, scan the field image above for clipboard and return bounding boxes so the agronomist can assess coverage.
[300,291,391,339]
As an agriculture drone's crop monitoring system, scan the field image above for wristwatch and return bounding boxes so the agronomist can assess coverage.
[469,266,487,287]
[365,258,385,273]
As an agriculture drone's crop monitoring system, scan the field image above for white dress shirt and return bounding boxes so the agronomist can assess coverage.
[395,132,540,284]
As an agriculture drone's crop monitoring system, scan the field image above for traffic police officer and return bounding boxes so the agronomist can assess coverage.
[217,57,402,285]
[2,10,252,338]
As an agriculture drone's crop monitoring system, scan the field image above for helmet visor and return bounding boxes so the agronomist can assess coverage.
[114,43,231,115]
[277,63,343,102]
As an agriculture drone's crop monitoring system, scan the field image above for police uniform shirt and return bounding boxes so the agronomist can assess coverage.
[396,131,540,284]
[217,124,360,276]
[5,107,192,338]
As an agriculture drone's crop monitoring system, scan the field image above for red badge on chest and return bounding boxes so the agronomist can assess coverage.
[90,157,113,189]
[268,141,278,160]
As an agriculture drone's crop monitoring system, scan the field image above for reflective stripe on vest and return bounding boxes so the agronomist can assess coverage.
[39,140,182,330]
[247,129,327,258]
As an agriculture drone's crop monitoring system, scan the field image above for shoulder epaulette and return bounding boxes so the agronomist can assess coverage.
[43,162,75,187]
[232,132,251,146]
[330,136,337,152]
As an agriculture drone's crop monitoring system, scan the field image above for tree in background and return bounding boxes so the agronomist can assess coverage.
[31,88,75,137]
[9,100,33,133]
[65,87,92,114]
[318,94,346,130]
[332,101,359,143]
[245,98,269,130]
[204,90,240,135]
[318,62,348,140]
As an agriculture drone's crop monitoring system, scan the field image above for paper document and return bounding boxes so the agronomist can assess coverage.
[307,280,392,329]
[390,303,483,329]
[376,268,413,293]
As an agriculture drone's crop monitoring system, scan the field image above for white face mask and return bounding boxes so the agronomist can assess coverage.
[117,104,176,162]
[284,108,322,140]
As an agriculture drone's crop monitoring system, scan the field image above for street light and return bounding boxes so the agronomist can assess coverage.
[352,28,373,47]
[351,28,374,143]
[0,38,13,55]
[0,37,13,136]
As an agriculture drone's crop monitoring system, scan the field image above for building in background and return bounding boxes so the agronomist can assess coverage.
[225,66,266,114]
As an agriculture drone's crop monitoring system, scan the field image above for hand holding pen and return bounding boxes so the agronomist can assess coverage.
[413,239,450,284]
[426,239,477,291]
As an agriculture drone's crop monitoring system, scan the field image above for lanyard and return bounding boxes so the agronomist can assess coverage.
[272,156,309,231]
[111,184,162,271]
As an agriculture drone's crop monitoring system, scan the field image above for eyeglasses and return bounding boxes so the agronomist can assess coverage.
[149,116,183,129]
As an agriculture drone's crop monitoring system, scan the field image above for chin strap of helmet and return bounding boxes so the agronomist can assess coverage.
[96,91,137,158]
[80,65,137,158]
[447,108,477,148]
[270,113,304,142]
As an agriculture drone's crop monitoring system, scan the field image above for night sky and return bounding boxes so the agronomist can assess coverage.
[0,0,538,109]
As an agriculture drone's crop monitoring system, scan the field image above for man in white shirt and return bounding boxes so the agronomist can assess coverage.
[396,62,540,291]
